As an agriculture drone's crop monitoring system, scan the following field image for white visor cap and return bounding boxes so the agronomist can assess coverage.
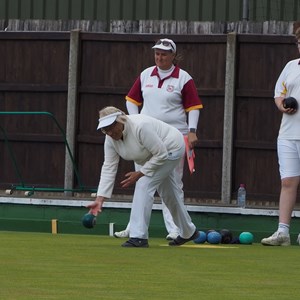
[152,38,176,53]
[97,112,122,130]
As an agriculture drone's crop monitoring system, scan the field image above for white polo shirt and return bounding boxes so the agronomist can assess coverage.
[126,65,203,135]
[274,58,300,139]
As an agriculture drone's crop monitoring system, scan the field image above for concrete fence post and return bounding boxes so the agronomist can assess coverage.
[64,29,80,196]
[221,32,237,204]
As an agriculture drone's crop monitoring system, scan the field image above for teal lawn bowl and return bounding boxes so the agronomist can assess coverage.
[82,213,96,229]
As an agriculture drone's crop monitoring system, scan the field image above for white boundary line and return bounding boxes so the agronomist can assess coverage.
[1,196,298,217]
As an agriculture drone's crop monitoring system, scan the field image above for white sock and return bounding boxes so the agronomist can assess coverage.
[277,223,290,235]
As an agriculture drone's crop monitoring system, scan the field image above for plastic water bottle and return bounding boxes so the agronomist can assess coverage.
[237,184,246,208]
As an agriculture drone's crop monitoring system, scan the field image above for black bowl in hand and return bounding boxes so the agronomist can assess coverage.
[283,97,298,110]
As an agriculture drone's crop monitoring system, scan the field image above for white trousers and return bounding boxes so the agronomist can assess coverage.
[129,156,196,239]
[160,155,184,234]
[125,155,184,235]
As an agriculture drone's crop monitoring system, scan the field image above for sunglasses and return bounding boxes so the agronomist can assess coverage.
[155,40,175,52]
[101,121,118,134]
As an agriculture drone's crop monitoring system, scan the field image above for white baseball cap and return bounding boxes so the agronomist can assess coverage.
[152,38,176,53]
[97,111,122,130]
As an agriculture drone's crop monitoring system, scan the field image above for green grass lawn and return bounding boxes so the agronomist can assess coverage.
[0,231,299,300]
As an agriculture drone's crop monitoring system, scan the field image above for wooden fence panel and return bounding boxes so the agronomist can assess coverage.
[76,33,227,199]
[1,31,300,205]
[0,32,70,189]
[235,34,300,203]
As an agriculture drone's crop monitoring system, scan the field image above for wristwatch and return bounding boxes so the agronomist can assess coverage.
[189,128,196,133]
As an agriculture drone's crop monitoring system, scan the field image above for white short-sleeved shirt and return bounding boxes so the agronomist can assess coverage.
[274,58,300,139]
[126,66,203,135]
